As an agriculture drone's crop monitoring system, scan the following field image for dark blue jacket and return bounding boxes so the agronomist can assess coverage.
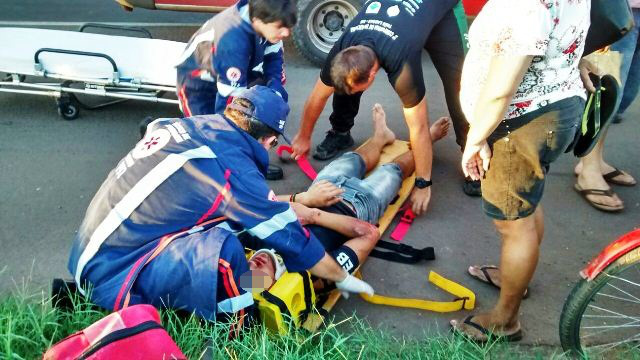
[68,114,325,303]
[176,0,286,113]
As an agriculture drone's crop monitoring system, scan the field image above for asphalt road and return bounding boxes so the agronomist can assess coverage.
[1,2,639,347]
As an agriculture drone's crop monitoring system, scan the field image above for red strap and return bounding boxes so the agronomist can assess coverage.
[276,145,317,181]
[177,85,192,117]
[195,169,231,225]
[390,207,416,242]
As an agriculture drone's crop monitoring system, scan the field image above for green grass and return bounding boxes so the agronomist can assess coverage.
[0,279,560,359]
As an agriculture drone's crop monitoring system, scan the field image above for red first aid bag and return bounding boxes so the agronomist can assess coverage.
[43,304,185,360]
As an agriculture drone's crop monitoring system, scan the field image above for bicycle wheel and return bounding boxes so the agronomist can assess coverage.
[560,247,640,358]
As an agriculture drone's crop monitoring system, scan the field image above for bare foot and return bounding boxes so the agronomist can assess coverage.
[430,117,450,142]
[372,103,396,145]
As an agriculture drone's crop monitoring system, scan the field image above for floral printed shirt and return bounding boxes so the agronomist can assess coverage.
[460,0,590,121]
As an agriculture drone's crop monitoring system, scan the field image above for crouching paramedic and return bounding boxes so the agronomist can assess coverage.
[175,0,293,116]
[67,86,373,323]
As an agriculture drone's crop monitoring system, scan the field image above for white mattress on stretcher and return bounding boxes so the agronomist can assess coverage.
[0,27,187,87]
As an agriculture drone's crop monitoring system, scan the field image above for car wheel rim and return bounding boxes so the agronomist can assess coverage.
[307,0,358,54]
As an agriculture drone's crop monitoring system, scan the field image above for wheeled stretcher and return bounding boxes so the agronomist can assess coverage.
[0,26,186,120]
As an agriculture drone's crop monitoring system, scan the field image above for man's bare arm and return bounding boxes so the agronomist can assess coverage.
[403,96,433,216]
[292,78,335,159]
[277,180,344,207]
[291,202,379,264]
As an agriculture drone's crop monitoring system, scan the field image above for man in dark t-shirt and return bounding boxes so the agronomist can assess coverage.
[291,1,480,217]
[284,104,450,274]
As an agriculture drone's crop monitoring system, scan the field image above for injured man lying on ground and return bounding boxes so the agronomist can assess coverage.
[246,104,450,293]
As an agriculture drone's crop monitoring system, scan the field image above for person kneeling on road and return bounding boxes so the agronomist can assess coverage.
[175,0,293,116]
[67,86,372,327]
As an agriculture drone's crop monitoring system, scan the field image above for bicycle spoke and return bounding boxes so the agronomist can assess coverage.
[585,304,637,323]
[589,333,640,353]
[583,323,640,330]
[606,273,640,293]
[583,314,640,319]
[580,305,640,340]
[595,291,640,304]
[581,319,640,340]
[600,276,640,303]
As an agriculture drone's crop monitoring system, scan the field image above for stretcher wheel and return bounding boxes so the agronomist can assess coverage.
[58,103,79,120]
[56,95,80,120]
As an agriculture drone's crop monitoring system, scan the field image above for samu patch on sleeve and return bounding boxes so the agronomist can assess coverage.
[226,67,242,82]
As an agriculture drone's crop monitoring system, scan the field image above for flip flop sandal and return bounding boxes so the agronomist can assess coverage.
[603,168,637,187]
[574,183,624,212]
[468,265,529,299]
[452,315,523,343]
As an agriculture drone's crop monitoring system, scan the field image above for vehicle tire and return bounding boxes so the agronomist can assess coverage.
[293,0,361,67]
[559,246,640,358]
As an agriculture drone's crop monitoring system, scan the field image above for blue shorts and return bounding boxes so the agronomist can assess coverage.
[314,152,403,223]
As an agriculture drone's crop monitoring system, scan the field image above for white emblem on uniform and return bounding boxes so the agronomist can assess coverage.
[226,67,242,82]
[387,5,400,17]
[278,120,286,130]
[132,128,171,159]
[366,1,381,14]
[336,252,353,272]
[268,190,278,201]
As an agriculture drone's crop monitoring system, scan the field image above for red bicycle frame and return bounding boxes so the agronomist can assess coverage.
[580,228,640,281]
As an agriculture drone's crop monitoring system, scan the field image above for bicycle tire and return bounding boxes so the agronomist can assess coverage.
[559,246,640,358]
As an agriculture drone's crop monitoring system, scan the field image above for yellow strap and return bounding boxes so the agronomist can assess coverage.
[357,271,475,313]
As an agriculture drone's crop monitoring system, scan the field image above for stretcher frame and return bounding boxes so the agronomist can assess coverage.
[0,24,180,120]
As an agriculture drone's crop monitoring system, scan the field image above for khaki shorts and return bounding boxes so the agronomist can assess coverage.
[481,97,584,220]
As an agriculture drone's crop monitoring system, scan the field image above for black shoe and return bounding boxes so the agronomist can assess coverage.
[139,116,155,138]
[313,130,354,161]
[266,163,284,180]
[462,177,482,197]
[51,278,79,310]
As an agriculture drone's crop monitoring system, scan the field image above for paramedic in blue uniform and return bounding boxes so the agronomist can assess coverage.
[67,86,373,323]
[291,0,480,214]
[175,0,293,116]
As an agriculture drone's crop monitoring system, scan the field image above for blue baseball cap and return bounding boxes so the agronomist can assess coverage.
[228,85,291,143]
